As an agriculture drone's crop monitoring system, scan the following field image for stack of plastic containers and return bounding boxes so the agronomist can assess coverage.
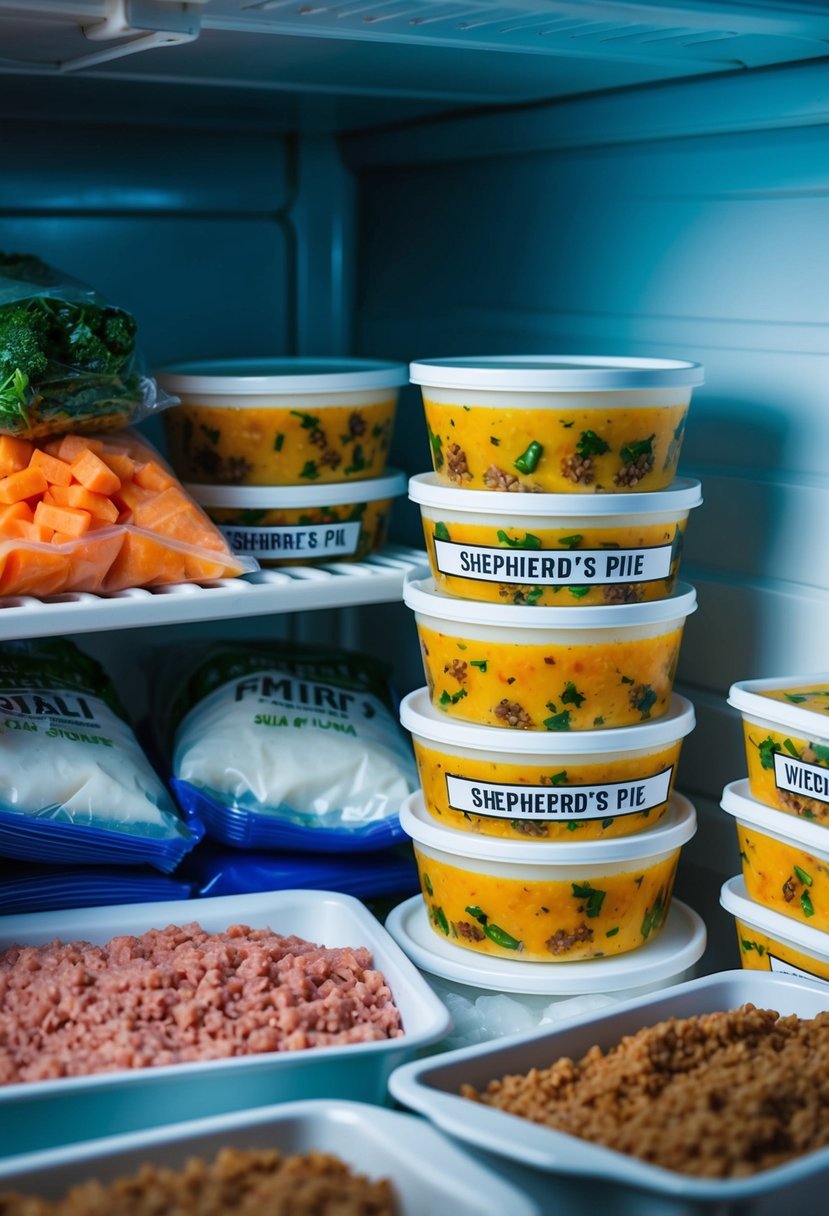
[156,357,408,566]
[391,355,708,1018]
[721,674,829,986]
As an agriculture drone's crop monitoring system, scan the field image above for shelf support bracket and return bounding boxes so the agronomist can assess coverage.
[59,0,204,73]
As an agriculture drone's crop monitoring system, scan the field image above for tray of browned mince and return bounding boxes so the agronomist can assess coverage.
[0,1147,397,1215]
[0,922,402,1083]
[462,1004,829,1178]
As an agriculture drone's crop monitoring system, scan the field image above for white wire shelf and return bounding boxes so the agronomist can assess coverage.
[0,546,428,640]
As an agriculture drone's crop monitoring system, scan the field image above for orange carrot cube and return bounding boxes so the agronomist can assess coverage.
[0,466,49,504]
[29,448,74,487]
[100,451,136,482]
[70,449,121,496]
[0,501,34,533]
[63,485,119,523]
[9,520,54,543]
[134,460,176,492]
[0,436,34,477]
[33,501,91,538]
[56,435,105,462]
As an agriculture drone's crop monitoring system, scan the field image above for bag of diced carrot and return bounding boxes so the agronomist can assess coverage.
[0,430,257,596]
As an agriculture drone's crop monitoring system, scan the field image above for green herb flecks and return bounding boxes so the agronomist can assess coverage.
[633,684,658,720]
[785,693,808,703]
[593,716,605,727]
[794,865,813,887]
[576,430,610,459]
[497,529,542,549]
[470,659,488,672]
[273,432,285,452]
[490,436,500,446]
[741,937,766,956]
[431,905,450,935]
[756,736,779,771]
[602,818,615,830]
[550,770,568,785]
[344,445,366,476]
[567,586,590,599]
[422,873,433,896]
[783,738,800,758]
[620,435,655,466]
[464,906,523,951]
[298,460,319,480]
[514,440,543,475]
[641,886,667,939]
[561,682,586,708]
[200,424,220,445]
[802,891,815,918]
[543,708,572,732]
[572,882,606,919]
[428,427,444,470]
[289,410,321,431]
[434,521,451,542]
[438,687,468,707]
[559,534,583,549]
[606,927,620,938]
[237,509,268,526]
[525,587,543,605]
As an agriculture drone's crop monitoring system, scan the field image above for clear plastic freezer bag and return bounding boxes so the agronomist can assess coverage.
[168,642,418,851]
[0,251,175,438]
[0,639,202,871]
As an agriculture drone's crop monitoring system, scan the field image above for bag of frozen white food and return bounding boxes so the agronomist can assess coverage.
[0,638,201,871]
[168,641,418,851]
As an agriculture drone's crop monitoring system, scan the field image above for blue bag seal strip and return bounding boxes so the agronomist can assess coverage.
[0,860,193,915]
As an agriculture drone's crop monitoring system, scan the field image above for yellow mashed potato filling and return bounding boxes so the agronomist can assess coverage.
[743,723,829,826]
[415,849,679,961]
[418,625,683,731]
[422,399,688,494]
[413,740,680,841]
[163,399,396,485]
[738,824,829,932]
[735,920,829,984]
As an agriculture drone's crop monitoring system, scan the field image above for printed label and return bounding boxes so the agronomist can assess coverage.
[768,953,827,985]
[433,539,672,585]
[0,686,121,749]
[220,522,361,558]
[444,767,673,820]
[773,752,829,805]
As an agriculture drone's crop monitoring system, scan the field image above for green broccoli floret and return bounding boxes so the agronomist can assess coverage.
[0,306,48,382]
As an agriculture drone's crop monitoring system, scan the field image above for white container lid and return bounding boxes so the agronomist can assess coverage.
[185,469,407,509]
[386,894,706,995]
[156,357,408,394]
[728,674,829,741]
[721,874,829,964]
[401,788,696,864]
[400,687,695,755]
[409,355,704,392]
[403,574,697,629]
[721,778,829,856]
[408,472,703,516]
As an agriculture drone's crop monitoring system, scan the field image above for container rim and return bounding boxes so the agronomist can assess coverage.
[185,469,407,508]
[720,874,829,963]
[400,687,695,754]
[155,357,409,394]
[408,472,703,515]
[720,779,829,855]
[400,788,696,863]
[403,574,697,627]
[728,675,829,741]
[409,355,705,392]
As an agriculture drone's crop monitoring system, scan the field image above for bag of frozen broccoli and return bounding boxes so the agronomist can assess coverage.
[0,638,201,871]
[0,251,174,437]
[168,641,417,851]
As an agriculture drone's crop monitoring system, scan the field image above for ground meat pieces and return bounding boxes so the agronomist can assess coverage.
[603,584,642,605]
[444,659,467,683]
[614,452,654,487]
[457,922,486,943]
[560,453,595,484]
[545,924,593,955]
[446,443,472,484]
[494,699,533,729]
[779,789,828,822]
[0,923,403,1086]
[782,877,797,902]
[461,1005,829,1178]
[0,1147,397,1215]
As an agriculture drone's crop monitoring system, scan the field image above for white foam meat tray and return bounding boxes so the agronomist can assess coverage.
[0,1099,539,1216]
[0,888,450,1157]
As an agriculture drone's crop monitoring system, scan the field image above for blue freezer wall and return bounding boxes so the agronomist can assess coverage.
[349,59,829,881]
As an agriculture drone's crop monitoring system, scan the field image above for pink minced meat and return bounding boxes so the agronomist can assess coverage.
[0,923,403,1085]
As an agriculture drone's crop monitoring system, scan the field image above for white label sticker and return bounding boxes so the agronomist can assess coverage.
[220,521,361,558]
[433,538,672,585]
[444,767,673,820]
[773,752,829,805]
[768,953,827,985]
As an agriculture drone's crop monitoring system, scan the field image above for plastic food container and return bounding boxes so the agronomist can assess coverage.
[0,1100,539,1216]
[410,356,704,494]
[403,575,696,732]
[410,473,702,607]
[729,673,829,827]
[722,779,829,934]
[389,971,829,1214]
[721,874,829,987]
[399,789,696,962]
[157,358,407,486]
[400,687,695,841]
[0,889,451,1158]
[185,469,406,566]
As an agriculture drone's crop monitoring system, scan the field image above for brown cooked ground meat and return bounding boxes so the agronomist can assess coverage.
[0,1146,396,1215]
[461,1004,829,1178]
[0,923,402,1085]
